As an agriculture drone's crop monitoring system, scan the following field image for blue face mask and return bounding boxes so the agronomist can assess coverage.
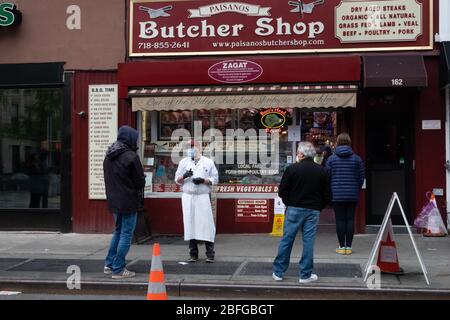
[187,148,196,159]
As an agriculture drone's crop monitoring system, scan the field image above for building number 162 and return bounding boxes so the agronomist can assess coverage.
[391,79,404,86]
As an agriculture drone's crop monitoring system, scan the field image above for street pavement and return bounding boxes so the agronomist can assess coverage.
[0,228,449,299]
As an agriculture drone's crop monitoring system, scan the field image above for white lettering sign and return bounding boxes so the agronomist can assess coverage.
[138,18,324,39]
[189,3,271,18]
[335,0,422,43]
[422,120,441,130]
[88,85,118,200]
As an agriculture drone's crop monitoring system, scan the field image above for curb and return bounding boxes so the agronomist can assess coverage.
[1,279,450,299]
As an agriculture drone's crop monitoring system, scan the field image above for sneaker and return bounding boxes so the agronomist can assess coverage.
[111,268,135,279]
[272,273,283,281]
[205,257,215,263]
[336,247,346,255]
[299,274,318,284]
[345,247,353,255]
[188,256,198,263]
[103,266,112,275]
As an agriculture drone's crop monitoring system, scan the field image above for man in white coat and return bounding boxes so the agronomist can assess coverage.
[175,140,219,263]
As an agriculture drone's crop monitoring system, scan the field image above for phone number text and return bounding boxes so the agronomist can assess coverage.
[138,41,190,49]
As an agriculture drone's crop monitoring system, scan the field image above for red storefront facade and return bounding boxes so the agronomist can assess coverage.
[4,1,443,234]
[100,0,445,235]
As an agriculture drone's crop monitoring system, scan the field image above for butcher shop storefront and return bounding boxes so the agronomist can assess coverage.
[115,0,441,234]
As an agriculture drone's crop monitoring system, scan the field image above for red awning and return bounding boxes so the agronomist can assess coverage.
[363,55,428,87]
[118,55,361,99]
[128,84,358,97]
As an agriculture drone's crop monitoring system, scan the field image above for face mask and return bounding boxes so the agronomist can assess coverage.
[187,148,196,159]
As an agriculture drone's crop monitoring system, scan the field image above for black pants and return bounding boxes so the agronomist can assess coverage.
[333,202,357,248]
[189,240,215,259]
[29,192,48,208]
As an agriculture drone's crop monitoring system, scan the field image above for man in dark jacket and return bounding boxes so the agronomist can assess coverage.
[103,125,146,279]
[326,133,365,255]
[273,141,330,284]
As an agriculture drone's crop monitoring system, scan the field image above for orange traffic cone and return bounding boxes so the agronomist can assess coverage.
[376,219,404,274]
[146,243,168,300]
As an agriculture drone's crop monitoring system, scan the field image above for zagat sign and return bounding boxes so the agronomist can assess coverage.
[254,107,292,133]
[0,3,21,27]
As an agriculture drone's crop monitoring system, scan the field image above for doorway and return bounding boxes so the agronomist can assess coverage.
[366,109,414,225]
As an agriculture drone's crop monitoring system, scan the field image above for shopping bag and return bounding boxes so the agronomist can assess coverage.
[414,192,448,236]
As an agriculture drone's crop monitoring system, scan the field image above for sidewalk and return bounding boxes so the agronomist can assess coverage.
[0,229,449,298]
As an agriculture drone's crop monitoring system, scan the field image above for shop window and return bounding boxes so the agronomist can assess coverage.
[300,111,338,146]
[140,109,347,193]
[0,89,62,209]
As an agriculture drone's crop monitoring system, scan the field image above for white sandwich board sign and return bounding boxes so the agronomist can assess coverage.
[364,192,429,285]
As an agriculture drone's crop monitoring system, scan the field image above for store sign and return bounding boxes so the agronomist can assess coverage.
[0,3,21,27]
[132,92,357,111]
[129,0,432,57]
[215,184,278,193]
[335,0,423,43]
[88,85,118,200]
[235,199,270,222]
[149,184,278,193]
[152,183,181,192]
[208,59,263,83]
[254,107,291,132]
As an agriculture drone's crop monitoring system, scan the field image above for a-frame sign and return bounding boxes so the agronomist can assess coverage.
[364,192,430,285]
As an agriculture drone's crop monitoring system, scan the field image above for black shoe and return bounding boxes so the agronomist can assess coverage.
[188,256,198,263]
[205,257,215,263]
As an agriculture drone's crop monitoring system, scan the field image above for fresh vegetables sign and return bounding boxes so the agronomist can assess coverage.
[129,0,432,57]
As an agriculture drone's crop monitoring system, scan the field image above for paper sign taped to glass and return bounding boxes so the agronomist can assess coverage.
[274,196,286,215]
[144,172,153,196]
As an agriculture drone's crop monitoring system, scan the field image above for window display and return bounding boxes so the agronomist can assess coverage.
[159,111,192,140]
[301,111,337,148]
[140,108,346,193]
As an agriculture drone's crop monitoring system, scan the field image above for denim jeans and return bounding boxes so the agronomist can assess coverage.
[105,212,137,274]
[273,207,320,280]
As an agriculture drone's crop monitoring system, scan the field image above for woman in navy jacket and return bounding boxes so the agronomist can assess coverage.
[326,133,365,255]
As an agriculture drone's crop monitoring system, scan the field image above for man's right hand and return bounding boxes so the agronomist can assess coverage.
[182,169,194,179]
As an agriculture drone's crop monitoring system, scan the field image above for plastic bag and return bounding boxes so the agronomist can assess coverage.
[414,192,448,235]
[414,200,435,229]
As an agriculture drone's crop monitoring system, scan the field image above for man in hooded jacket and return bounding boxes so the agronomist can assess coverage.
[103,125,146,279]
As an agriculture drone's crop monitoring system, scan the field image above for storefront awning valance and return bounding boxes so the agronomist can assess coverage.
[363,55,428,88]
[130,84,358,111]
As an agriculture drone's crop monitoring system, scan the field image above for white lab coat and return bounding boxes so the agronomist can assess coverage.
[175,156,219,242]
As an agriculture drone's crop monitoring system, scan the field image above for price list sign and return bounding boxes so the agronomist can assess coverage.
[235,199,270,223]
[88,85,118,199]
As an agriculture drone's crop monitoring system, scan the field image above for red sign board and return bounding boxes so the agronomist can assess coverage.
[129,0,432,57]
[152,183,181,192]
[151,184,278,193]
[235,199,270,222]
[215,184,279,193]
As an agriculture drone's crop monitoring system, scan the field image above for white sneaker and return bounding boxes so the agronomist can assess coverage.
[272,273,283,281]
[112,268,136,279]
[103,266,112,275]
[299,274,318,284]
